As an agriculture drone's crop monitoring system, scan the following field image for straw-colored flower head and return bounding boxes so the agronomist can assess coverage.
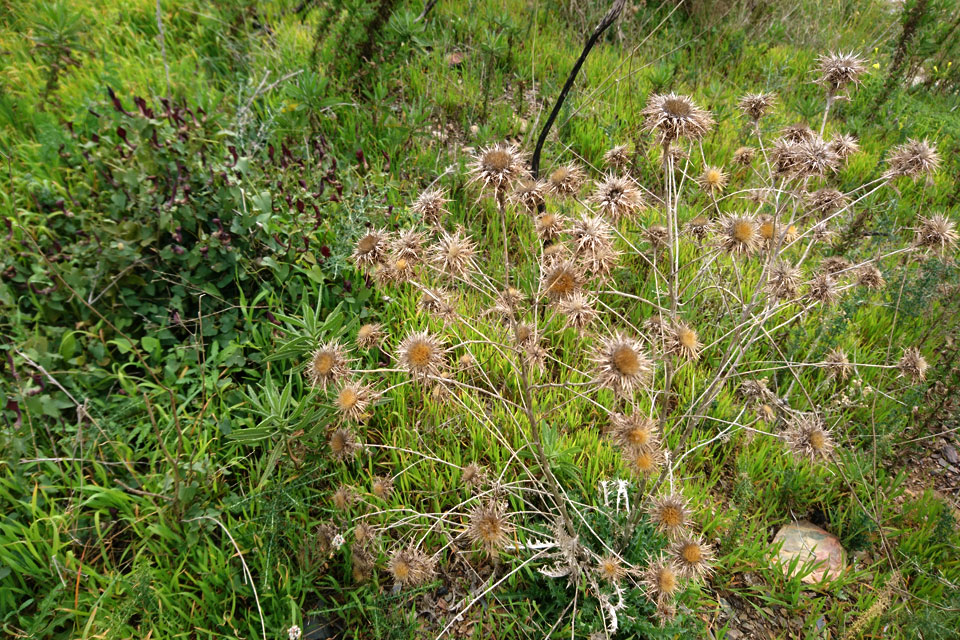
[806,273,840,306]
[541,260,584,301]
[411,188,450,224]
[780,123,817,144]
[433,229,477,276]
[388,548,435,587]
[353,521,376,547]
[648,493,692,538]
[548,164,586,197]
[629,446,664,476]
[821,256,851,276]
[716,214,761,256]
[597,554,626,583]
[739,378,774,405]
[351,546,374,583]
[352,228,390,268]
[467,499,514,554]
[817,51,868,94]
[642,555,683,603]
[557,292,597,331]
[885,139,940,180]
[857,264,885,290]
[644,224,670,251]
[669,321,701,361]
[672,534,715,581]
[642,93,714,143]
[785,413,834,461]
[697,165,728,195]
[915,213,958,255]
[829,134,860,162]
[793,136,840,177]
[541,241,569,266]
[374,253,417,286]
[738,92,776,121]
[370,475,394,500]
[590,175,645,221]
[535,212,566,242]
[329,427,361,461]
[356,323,385,350]
[759,216,799,246]
[469,142,527,193]
[308,341,351,390]
[332,484,357,510]
[569,215,614,256]
[391,229,426,263]
[655,601,678,627]
[898,347,928,382]
[685,215,711,243]
[603,144,632,169]
[810,221,836,243]
[397,330,445,378]
[733,146,756,166]
[419,287,457,322]
[611,412,660,452]
[335,382,378,421]
[593,332,654,397]
[823,347,852,381]
[461,462,487,488]
[767,259,802,301]
[583,243,620,279]
[509,178,547,213]
[807,188,850,218]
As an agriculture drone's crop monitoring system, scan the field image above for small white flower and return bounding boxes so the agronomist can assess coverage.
[288,625,302,640]
[332,533,346,550]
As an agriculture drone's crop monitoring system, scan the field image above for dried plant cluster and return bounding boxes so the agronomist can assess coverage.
[300,52,954,635]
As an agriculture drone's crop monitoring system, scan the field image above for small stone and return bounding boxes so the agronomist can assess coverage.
[942,444,959,465]
[772,520,846,584]
[727,629,743,640]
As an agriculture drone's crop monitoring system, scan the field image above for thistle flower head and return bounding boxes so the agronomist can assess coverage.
[509,178,547,213]
[610,412,660,452]
[915,213,958,255]
[603,144,632,169]
[332,484,357,510]
[469,142,527,192]
[898,347,928,382]
[738,92,776,120]
[696,165,728,195]
[739,378,774,405]
[308,341,351,390]
[371,475,394,500]
[780,123,817,144]
[823,347,852,381]
[556,292,597,331]
[335,382,378,421]
[593,333,654,397]
[643,224,670,251]
[352,228,390,268]
[391,228,426,262]
[642,555,683,603]
[732,146,756,166]
[597,554,626,583]
[418,287,457,322]
[759,216,798,247]
[629,445,664,476]
[669,321,702,361]
[411,188,449,224]
[388,548,435,587]
[685,215,710,243]
[356,323,385,350]
[329,427,361,461]
[885,139,940,180]
[433,229,477,276]
[547,164,586,197]
[541,260,584,301]
[829,134,860,161]
[817,51,868,94]
[467,499,515,554]
[671,534,715,581]
[569,215,614,256]
[716,214,761,256]
[590,175,645,221]
[397,330,445,378]
[857,264,885,290]
[806,273,840,306]
[807,188,849,218]
[460,463,487,488]
[648,493,692,538]
[642,93,715,143]
[821,256,851,276]
[785,413,834,461]
[534,212,566,242]
[793,136,841,177]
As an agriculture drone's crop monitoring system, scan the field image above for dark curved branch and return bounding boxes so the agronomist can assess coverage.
[530,0,625,185]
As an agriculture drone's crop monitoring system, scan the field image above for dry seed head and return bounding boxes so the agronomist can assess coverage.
[630,446,664,476]
[642,93,715,143]
[672,534,715,581]
[542,261,584,301]
[817,51,868,93]
[915,213,958,255]
[353,521,376,547]
[610,412,660,452]
[780,123,817,144]
[603,144,632,169]
[696,165,728,195]
[332,484,357,510]
[716,214,761,256]
[351,546,374,583]
[648,494,692,538]
[397,330,445,378]
[669,321,702,361]
[370,475,394,500]
[806,273,841,306]
[898,347,928,382]
[541,241,569,265]
[644,224,670,251]
[418,287,457,322]
[433,229,477,276]
[759,216,799,246]
[785,413,834,461]
[411,188,449,224]
[590,175,645,222]
[388,548,435,587]
[356,323,385,350]
[597,554,626,583]
[352,228,389,268]
[466,499,515,554]
[329,427,361,461]
[823,347,852,381]
[732,146,756,166]
[535,212,566,242]
[547,164,586,197]
[374,253,417,285]
[469,142,527,192]
[594,332,654,397]
[509,178,547,213]
[793,136,840,177]
[391,228,426,263]
[829,134,860,161]
[807,188,850,218]
[556,292,597,331]
[766,259,802,301]
[308,341,350,390]
[685,215,711,243]
[857,264,885,290]
[738,92,777,120]
[569,215,614,256]
[642,556,683,603]
[739,378,774,405]
[335,382,378,421]
[885,139,940,179]
[821,256,851,276]
[460,463,487,489]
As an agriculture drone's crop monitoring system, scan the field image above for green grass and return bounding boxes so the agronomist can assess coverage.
[2,0,959,638]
